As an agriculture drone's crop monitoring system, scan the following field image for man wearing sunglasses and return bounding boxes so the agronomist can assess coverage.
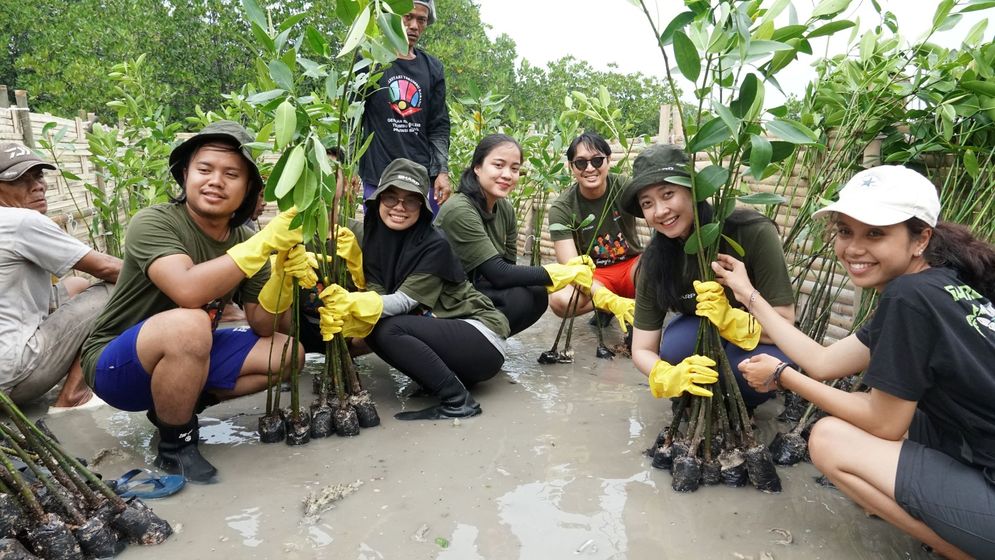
[547,132,643,334]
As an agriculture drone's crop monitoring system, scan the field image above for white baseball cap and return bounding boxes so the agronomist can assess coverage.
[813,165,940,227]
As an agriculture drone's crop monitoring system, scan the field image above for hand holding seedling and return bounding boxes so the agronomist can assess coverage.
[693,280,761,350]
[592,289,635,333]
[710,254,756,307]
[318,284,383,338]
[542,262,594,293]
[335,225,366,288]
[738,353,784,392]
[227,208,302,277]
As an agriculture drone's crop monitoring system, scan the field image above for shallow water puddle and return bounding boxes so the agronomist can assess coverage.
[198,416,257,446]
[437,523,486,559]
[496,468,653,559]
[225,507,263,547]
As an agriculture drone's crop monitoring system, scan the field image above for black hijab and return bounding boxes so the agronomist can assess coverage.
[363,195,465,294]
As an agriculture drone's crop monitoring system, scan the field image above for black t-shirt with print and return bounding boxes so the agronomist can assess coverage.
[359,49,449,185]
[856,266,995,470]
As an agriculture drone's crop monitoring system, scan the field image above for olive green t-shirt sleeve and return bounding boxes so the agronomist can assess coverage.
[436,197,500,271]
[634,263,667,331]
[740,220,794,308]
[546,190,575,242]
[397,273,444,309]
[125,210,190,276]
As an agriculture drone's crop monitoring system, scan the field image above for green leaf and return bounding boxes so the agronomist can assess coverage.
[748,135,773,180]
[279,13,307,32]
[435,537,449,549]
[963,18,988,46]
[548,223,571,232]
[962,80,995,97]
[336,0,361,25]
[265,149,292,202]
[684,223,721,255]
[311,135,332,176]
[766,119,819,145]
[325,74,338,100]
[959,0,995,13]
[339,5,372,58]
[377,12,408,54]
[274,100,296,150]
[713,102,741,136]
[963,150,980,179]
[932,0,956,31]
[738,192,787,205]
[672,31,701,82]
[385,0,414,14]
[665,175,693,188]
[241,0,266,30]
[811,0,852,19]
[731,73,759,117]
[807,20,855,39]
[275,145,306,199]
[268,60,294,91]
[61,170,82,181]
[721,234,746,257]
[304,26,329,57]
[247,88,286,105]
[745,40,794,58]
[659,11,696,46]
[770,24,808,42]
[579,213,596,228]
[769,141,796,163]
[694,165,729,202]
[687,117,732,152]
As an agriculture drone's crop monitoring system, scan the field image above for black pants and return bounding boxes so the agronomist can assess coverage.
[365,315,504,392]
[476,282,547,337]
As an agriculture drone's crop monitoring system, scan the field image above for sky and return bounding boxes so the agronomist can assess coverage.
[475,0,990,101]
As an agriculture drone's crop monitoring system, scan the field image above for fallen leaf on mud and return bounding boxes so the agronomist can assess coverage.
[302,480,364,523]
[769,528,792,545]
[412,523,430,542]
[435,537,449,548]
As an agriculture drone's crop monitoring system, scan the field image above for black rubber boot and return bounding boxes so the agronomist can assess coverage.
[152,416,217,484]
[394,377,481,421]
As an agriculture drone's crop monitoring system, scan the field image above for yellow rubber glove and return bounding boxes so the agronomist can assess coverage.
[693,280,761,350]
[317,284,383,338]
[648,356,718,399]
[317,306,344,340]
[592,288,635,333]
[335,226,366,289]
[542,263,594,293]
[227,208,302,277]
[566,254,595,271]
[257,246,318,314]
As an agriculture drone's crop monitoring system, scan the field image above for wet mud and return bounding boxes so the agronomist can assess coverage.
[32,311,932,559]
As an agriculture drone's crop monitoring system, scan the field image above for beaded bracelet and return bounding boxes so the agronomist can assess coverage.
[747,289,760,313]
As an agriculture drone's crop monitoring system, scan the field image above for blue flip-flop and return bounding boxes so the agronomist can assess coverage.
[111,468,185,499]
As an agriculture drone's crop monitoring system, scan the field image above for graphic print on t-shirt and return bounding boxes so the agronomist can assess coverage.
[388,75,423,118]
[585,209,634,267]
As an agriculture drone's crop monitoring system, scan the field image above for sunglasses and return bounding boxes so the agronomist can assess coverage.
[380,192,423,211]
[570,156,607,171]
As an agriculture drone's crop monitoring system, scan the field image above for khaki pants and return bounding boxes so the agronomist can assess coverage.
[6,282,111,405]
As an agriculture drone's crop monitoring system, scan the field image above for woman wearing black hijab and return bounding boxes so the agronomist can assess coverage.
[319,158,509,420]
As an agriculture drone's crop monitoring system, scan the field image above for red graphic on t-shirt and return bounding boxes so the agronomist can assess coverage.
[388,76,423,118]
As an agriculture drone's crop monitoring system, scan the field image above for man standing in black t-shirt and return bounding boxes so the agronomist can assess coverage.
[359,0,451,215]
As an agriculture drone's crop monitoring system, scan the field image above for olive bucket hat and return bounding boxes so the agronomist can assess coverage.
[168,120,264,193]
[620,144,692,216]
[367,158,430,208]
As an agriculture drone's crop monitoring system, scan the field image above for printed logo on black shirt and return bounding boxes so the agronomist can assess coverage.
[388,76,423,117]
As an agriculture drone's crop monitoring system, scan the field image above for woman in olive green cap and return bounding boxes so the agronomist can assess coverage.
[319,158,509,420]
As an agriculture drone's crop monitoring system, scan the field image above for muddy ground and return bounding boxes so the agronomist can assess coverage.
[31,311,930,559]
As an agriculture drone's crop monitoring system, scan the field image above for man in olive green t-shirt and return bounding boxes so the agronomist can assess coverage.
[547,132,643,332]
[80,121,306,484]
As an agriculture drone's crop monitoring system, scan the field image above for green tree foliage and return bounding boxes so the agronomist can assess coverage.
[513,57,678,137]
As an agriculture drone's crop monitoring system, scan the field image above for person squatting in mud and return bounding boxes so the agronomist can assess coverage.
[435,133,595,335]
[546,132,643,334]
[80,121,311,484]
[317,158,510,421]
[715,166,995,559]
[621,144,795,410]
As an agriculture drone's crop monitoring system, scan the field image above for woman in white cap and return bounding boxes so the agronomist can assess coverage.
[714,165,995,559]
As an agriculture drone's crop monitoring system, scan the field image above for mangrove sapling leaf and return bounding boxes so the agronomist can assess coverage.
[339,6,372,58]
[274,100,297,149]
[713,102,741,136]
[548,223,570,232]
[276,145,307,199]
[687,117,733,152]
[748,135,773,180]
[811,0,852,19]
[807,20,856,39]
[693,165,729,202]
[720,234,746,258]
[766,119,820,145]
[376,12,409,55]
[673,31,701,82]
[683,223,720,255]
[268,60,295,92]
[737,192,787,206]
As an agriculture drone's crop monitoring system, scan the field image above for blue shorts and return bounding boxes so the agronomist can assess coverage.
[93,321,259,412]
